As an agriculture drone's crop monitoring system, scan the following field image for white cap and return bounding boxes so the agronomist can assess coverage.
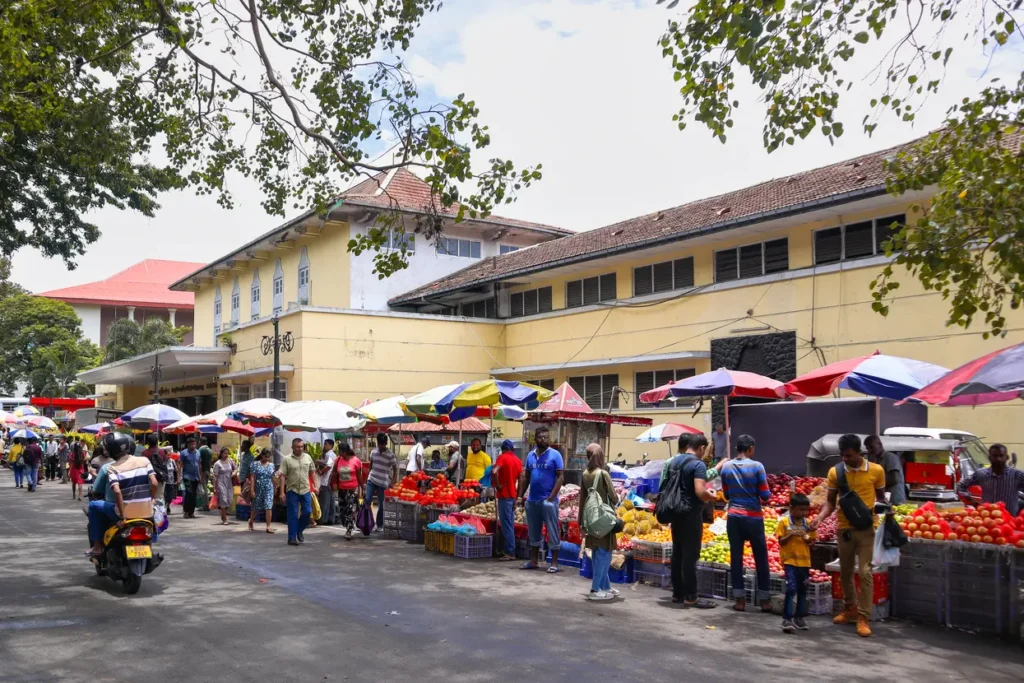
[447,440,460,450]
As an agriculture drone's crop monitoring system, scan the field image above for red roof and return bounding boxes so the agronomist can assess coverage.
[387,416,490,434]
[39,260,204,308]
[534,382,593,414]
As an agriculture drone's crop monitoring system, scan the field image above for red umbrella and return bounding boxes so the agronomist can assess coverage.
[905,341,1024,406]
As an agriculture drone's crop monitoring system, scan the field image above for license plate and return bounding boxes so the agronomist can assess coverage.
[125,545,152,559]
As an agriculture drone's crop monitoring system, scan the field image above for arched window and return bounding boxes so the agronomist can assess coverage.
[272,259,284,313]
[251,269,261,320]
[230,277,240,325]
[213,285,222,342]
[297,247,311,305]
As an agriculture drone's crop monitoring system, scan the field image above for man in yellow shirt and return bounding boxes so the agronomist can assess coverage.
[8,438,25,488]
[464,438,491,482]
[812,433,885,637]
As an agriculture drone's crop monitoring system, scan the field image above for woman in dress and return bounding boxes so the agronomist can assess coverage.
[248,448,277,533]
[330,442,364,540]
[212,447,236,525]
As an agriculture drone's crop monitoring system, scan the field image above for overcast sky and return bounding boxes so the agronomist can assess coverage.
[14,0,1022,293]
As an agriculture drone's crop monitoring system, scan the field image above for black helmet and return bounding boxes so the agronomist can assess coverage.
[102,432,134,458]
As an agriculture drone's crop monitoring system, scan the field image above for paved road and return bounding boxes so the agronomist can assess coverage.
[1,470,1022,683]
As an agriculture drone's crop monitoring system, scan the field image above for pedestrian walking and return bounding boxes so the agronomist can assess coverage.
[365,433,398,532]
[248,448,277,533]
[8,438,24,488]
[720,434,772,612]
[777,493,816,633]
[277,438,317,546]
[45,437,59,480]
[23,437,43,492]
[69,438,87,500]
[492,439,523,560]
[329,442,363,540]
[57,436,70,484]
[199,437,214,511]
[212,447,236,525]
[164,450,180,514]
[812,433,885,638]
[316,439,338,526]
[518,426,564,572]
[579,443,619,600]
[179,437,202,518]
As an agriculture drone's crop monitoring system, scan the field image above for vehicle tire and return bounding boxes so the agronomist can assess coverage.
[122,574,142,595]
[94,564,107,577]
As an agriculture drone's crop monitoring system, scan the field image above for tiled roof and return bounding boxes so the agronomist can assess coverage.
[40,260,204,308]
[387,416,490,433]
[390,139,911,305]
[341,168,570,236]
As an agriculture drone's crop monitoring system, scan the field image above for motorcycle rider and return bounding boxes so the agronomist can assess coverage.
[85,433,157,557]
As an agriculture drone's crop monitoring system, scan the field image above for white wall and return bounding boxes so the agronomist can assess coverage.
[73,304,102,345]
[348,220,549,311]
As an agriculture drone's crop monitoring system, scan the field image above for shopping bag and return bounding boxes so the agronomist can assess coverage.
[310,492,322,522]
[882,513,909,549]
[872,516,901,567]
[357,504,374,536]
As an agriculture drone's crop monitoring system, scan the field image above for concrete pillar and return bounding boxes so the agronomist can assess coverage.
[127,306,135,322]
[168,308,176,326]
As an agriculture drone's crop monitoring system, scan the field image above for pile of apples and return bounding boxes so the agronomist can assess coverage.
[809,568,831,584]
[764,474,824,507]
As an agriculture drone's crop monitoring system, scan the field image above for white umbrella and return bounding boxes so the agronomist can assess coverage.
[11,428,40,440]
[23,415,58,431]
[355,395,415,424]
[122,404,190,427]
[269,400,366,432]
[197,398,285,425]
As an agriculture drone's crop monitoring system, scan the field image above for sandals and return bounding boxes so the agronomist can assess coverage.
[265,528,276,534]
[520,562,539,570]
[685,599,718,609]
[546,565,560,574]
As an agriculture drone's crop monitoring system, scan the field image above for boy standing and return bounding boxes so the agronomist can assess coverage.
[776,493,816,633]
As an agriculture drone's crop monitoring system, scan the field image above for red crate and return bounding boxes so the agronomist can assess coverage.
[905,463,950,487]
[829,567,890,605]
[566,521,582,546]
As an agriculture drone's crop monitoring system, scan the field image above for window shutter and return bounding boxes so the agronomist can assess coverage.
[582,277,600,305]
[654,369,676,408]
[764,239,789,273]
[815,228,842,265]
[599,273,616,302]
[582,376,601,408]
[674,257,694,289]
[568,376,586,403]
[652,262,673,293]
[715,249,738,282]
[510,292,524,318]
[470,241,481,258]
[523,289,539,316]
[739,243,763,279]
[875,214,904,254]
[634,265,653,296]
[635,371,654,402]
[485,298,496,319]
[844,222,874,259]
[536,378,555,391]
[538,287,553,313]
[566,280,583,308]
[602,374,619,409]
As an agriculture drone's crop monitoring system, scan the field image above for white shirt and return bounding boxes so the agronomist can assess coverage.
[46,441,58,456]
[319,450,337,488]
[406,442,424,473]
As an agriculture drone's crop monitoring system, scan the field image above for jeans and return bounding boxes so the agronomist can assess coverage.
[46,457,59,480]
[838,527,876,618]
[182,479,199,516]
[165,481,178,509]
[88,501,119,545]
[12,464,23,487]
[784,565,809,620]
[318,485,336,525]
[591,546,612,593]
[286,490,312,541]
[670,513,702,601]
[25,464,38,490]
[525,500,560,550]
[365,480,386,529]
[497,497,516,556]
[727,515,771,601]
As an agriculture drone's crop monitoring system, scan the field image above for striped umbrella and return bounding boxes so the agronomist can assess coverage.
[404,380,554,421]
[22,415,58,431]
[13,406,39,418]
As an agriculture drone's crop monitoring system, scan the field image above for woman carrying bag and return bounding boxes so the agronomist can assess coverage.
[578,443,620,601]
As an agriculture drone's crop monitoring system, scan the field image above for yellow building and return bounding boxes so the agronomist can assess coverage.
[80,140,1024,459]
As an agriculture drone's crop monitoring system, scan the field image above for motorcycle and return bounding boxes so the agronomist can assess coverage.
[90,517,163,594]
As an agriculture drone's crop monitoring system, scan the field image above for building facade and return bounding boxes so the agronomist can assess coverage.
[80,141,1024,459]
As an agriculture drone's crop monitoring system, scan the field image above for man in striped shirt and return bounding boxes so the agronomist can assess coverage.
[86,434,157,556]
[956,444,1024,516]
[720,434,772,612]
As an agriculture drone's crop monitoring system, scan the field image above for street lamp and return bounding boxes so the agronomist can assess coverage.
[260,316,294,400]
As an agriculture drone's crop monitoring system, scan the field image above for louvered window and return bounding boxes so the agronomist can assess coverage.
[568,374,619,410]
[814,214,906,265]
[715,249,739,283]
[635,369,697,408]
[509,287,552,318]
[634,257,695,296]
[567,273,616,308]
[460,299,496,319]
[764,239,789,273]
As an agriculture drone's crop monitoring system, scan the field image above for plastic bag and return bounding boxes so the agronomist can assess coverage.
[873,516,901,567]
[153,501,168,537]
[882,513,908,549]
[357,504,374,536]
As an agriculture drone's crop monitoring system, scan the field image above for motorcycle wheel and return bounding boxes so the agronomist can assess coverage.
[94,563,106,577]
[122,574,142,595]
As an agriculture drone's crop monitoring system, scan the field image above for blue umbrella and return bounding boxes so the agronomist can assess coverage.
[79,422,113,434]
[785,352,949,401]
[122,404,190,427]
[11,428,40,440]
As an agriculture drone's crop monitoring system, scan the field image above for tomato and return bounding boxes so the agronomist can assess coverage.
[971,535,982,543]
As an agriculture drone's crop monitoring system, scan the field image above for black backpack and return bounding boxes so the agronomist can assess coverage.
[835,463,876,531]
[655,455,696,525]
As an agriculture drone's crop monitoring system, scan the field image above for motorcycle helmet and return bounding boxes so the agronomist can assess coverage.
[102,431,134,458]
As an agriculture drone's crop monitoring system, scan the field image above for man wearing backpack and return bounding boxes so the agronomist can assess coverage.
[812,433,886,637]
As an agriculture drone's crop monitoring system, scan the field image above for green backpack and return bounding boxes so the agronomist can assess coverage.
[582,471,618,538]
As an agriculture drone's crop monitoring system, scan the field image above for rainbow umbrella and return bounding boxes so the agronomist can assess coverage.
[79,422,113,435]
[404,380,554,421]
[13,406,39,418]
[122,404,189,427]
[11,428,40,440]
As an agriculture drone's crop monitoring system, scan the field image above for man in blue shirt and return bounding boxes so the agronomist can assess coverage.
[179,437,202,519]
[517,427,564,572]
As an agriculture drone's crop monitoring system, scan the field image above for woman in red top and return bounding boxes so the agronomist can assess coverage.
[330,443,364,540]
[492,440,523,559]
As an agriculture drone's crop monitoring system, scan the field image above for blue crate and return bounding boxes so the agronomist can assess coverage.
[547,550,582,569]
[581,554,593,579]
[235,503,250,521]
[632,483,653,498]
[638,476,660,492]
[581,554,636,583]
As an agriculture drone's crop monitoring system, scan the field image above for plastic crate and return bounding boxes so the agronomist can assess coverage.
[810,543,839,571]
[235,503,251,521]
[398,500,421,525]
[632,540,672,564]
[610,556,636,584]
[892,540,946,625]
[454,534,493,559]
[636,560,672,577]
[546,550,582,569]
[636,569,672,589]
[424,530,455,555]
[945,543,1006,635]
[424,505,460,525]
[696,565,729,600]
[807,580,834,616]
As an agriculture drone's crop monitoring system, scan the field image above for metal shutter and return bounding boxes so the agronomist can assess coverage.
[582,277,600,306]
[815,228,842,265]
[485,299,496,319]
[599,273,616,302]
[566,280,583,308]
[764,238,789,273]
[715,249,738,282]
[602,374,619,409]
[568,376,586,403]
[538,287,553,313]
[844,221,874,259]
[875,214,905,254]
[635,371,654,403]
[510,292,524,318]
[634,265,653,296]
[652,262,673,293]
[739,243,763,279]
[674,257,694,289]
[523,289,539,316]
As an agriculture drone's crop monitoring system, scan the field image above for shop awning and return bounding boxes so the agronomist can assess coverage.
[77,346,231,387]
[219,365,295,381]
[489,350,709,376]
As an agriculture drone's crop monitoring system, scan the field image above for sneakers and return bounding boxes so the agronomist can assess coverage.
[345,529,353,541]
[793,617,809,631]
[288,539,299,546]
[606,588,620,597]
[296,532,305,543]
[856,615,872,637]
[588,590,614,601]
[833,605,857,625]
[782,620,796,633]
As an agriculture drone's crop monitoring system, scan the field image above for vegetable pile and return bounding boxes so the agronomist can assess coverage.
[898,501,1024,546]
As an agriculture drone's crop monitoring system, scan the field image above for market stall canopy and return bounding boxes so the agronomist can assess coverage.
[386,417,490,434]
[10,428,40,440]
[469,405,527,421]
[527,382,652,426]
[404,380,554,421]
[12,405,39,418]
[354,395,447,425]
[77,346,230,387]
[904,341,1024,407]
[639,368,789,403]
[165,415,265,437]
[269,400,366,432]
[635,422,703,443]
[198,398,285,426]
[784,351,949,401]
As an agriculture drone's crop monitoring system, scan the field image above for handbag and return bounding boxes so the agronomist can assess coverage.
[357,502,374,536]
[581,470,618,537]
[835,463,875,531]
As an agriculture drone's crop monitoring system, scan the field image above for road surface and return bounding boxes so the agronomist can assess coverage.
[1,469,1022,682]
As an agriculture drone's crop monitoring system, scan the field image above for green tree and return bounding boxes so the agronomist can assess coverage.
[659,0,1023,336]
[28,337,102,397]
[0,257,27,301]
[0,0,539,277]
[0,295,85,394]
[104,317,190,363]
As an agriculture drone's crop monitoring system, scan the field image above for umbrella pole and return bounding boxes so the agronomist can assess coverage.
[724,395,731,456]
[874,396,880,435]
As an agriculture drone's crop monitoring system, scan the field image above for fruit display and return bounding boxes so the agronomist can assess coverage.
[809,568,830,584]
[764,474,824,507]
[899,501,1024,546]
[385,472,479,506]
[559,505,579,522]
[815,513,838,542]
[808,483,828,508]
[462,501,527,525]
[699,540,730,564]
[617,505,671,542]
